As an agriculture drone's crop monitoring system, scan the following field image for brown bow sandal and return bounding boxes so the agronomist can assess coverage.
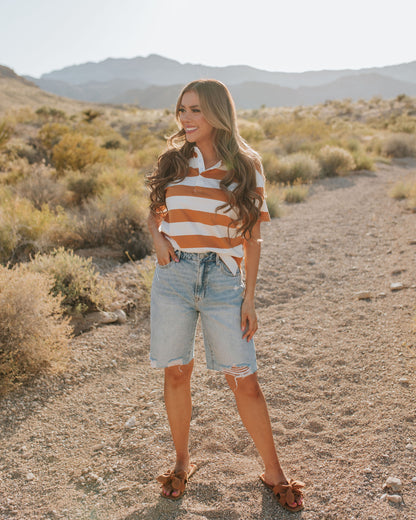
[157,463,198,501]
[260,474,305,512]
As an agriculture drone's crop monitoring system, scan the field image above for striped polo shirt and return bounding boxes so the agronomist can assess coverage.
[159,146,270,274]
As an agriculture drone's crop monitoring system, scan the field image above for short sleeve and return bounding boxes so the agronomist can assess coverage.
[255,169,271,223]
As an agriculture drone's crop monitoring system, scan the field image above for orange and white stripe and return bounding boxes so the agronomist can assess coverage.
[159,146,270,274]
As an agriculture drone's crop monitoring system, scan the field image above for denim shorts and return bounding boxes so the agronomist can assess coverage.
[150,251,257,374]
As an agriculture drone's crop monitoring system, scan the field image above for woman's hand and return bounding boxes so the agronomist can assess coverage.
[147,210,178,266]
[241,298,258,342]
[154,233,178,266]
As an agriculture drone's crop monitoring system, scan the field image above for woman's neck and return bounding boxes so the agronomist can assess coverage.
[196,141,220,169]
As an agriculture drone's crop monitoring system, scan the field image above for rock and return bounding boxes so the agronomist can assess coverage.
[380,493,387,501]
[412,477,416,483]
[356,291,372,300]
[405,443,414,451]
[377,292,387,297]
[387,494,402,504]
[364,467,372,474]
[399,377,409,385]
[26,472,35,481]
[117,485,130,492]
[124,416,136,429]
[384,477,402,492]
[114,309,127,324]
[390,282,404,291]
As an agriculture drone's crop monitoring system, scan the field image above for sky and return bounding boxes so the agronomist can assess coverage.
[1,0,416,78]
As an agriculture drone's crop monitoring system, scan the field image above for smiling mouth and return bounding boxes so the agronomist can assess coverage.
[185,127,197,133]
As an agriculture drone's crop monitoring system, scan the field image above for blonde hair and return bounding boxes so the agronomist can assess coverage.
[147,79,263,236]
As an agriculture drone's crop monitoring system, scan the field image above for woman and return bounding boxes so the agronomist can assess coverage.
[146,79,304,512]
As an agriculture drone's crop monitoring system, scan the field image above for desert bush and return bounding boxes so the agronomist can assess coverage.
[38,122,72,151]
[265,184,282,218]
[82,109,102,123]
[282,179,309,203]
[261,152,280,183]
[128,145,162,170]
[381,133,416,158]
[390,181,411,200]
[67,172,100,205]
[318,145,355,176]
[274,153,320,184]
[0,264,71,390]
[351,151,374,171]
[52,133,107,172]
[75,191,152,261]
[0,120,13,149]
[16,163,66,209]
[103,139,122,149]
[0,192,70,264]
[239,122,265,143]
[36,106,67,122]
[28,248,115,315]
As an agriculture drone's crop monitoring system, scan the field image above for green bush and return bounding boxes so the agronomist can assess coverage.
[382,133,416,158]
[275,153,320,184]
[282,179,309,203]
[52,133,107,172]
[28,248,115,315]
[75,191,152,261]
[318,145,355,176]
[0,264,71,391]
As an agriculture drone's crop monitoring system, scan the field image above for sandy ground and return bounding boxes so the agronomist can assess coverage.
[0,160,415,520]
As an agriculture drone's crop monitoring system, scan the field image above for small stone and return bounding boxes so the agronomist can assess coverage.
[356,291,372,300]
[110,359,118,367]
[26,472,35,481]
[390,282,404,291]
[114,309,127,324]
[124,416,136,429]
[384,477,402,492]
[387,494,402,504]
[399,377,409,385]
[377,292,387,298]
[412,477,416,483]
[364,467,372,474]
[117,485,130,492]
[380,493,387,501]
[405,443,414,451]
[88,473,99,482]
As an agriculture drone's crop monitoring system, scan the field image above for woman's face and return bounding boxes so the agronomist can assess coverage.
[178,90,215,147]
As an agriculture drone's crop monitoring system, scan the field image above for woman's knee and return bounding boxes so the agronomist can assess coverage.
[164,359,194,387]
[225,370,261,397]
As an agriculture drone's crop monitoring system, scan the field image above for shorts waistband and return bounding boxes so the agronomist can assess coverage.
[176,250,220,263]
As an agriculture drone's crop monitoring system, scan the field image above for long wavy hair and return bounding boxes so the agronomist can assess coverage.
[146,79,263,237]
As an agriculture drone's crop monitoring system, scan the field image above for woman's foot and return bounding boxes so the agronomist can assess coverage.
[157,463,198,499]
[260,473,304,511]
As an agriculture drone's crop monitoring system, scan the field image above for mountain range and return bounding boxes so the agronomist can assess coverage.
[15,54,416,109]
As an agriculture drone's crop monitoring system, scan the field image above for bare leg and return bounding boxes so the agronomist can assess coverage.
[225,371,302,507]
[162,359,194,497]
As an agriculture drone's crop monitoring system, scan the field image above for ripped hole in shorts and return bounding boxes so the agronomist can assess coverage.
[223,366,253,390]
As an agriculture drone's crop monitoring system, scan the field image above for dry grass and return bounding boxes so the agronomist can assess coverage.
[28,248,115,315]
[318,145,356,177]
[0,264,71,392]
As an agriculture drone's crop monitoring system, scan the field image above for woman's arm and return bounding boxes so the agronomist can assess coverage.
[241,220,262,341]
[147,211,178,265]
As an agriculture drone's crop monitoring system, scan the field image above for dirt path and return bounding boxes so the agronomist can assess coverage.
[1,161,415,520]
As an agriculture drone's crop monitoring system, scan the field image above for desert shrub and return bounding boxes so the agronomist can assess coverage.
[38,122,72,151]
[82,109,102,123]
[261,152,280,183]
[282,179,309,203]
[16,163,66,209]
[103,139,121,149]
[239,123,265,143]
[274,153,320,184]
[0,189,73,264]
[265,184,282,218]
[351,151,374,171]
[0,120,13,149]
[128,145,162,170]
[390,181,411,200]
[28,248,115,315]
[381,133,416,158]
[318,145,355,176]
[52,133,107,172]
[75,191,152,261]
[0,264,71,390]
[67,172,100,205]
[134,256,155,310]
[36,106,67,122]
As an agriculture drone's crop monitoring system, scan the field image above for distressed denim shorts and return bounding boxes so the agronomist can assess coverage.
[150,251,257,375]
